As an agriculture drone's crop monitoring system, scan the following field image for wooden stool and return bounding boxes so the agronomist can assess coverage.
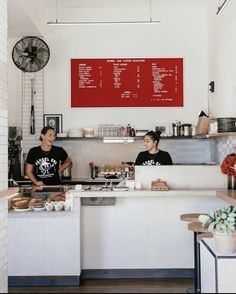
[180,213,205,223]
[180,214,207,294]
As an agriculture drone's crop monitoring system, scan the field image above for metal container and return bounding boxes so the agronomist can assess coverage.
[183,124,192,136]
[60,165,72,180]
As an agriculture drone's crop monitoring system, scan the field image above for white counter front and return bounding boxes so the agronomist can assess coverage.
[71,188,225,270]
[8,192,81,281]
[0,188,18,293]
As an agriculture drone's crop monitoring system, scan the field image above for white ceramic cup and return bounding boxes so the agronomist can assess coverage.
[64,203,71,211]
[135,182,142,190]
[75,184,82,191]
[45,202,54,211]
[54,201,64,211]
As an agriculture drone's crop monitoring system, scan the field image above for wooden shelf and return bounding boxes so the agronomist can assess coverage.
[56,136,199,141]
[208,132,236,137]
[193,132,236,139]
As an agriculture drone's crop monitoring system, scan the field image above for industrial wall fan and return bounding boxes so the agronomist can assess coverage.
[12,36,50,72]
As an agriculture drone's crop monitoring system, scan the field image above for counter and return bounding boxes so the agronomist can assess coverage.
[8,190,81,286]
[16,177,122,186]
[217,190,236,206]
[7,165,235,283]
[7,187,235,283]
[200,238,236,293]
[70,187,225,274]
[0,188,19,293]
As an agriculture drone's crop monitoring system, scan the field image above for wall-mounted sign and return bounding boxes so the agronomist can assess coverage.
[71,58,183,107]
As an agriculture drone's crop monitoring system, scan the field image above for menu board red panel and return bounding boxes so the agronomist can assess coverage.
[71,58,183,107]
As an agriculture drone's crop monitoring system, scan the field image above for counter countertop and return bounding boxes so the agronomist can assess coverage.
[71,188,232,199]
[71,188,222,198]
[0,187,19,200]
[216,189,236,206]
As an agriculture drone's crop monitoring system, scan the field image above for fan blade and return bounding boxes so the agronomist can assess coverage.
[36,46,48,54]
[34,37,44,49]
[28,38,33,53]
[14,47,29,57]
[21,57,31,71]
[21,39,30,51]
[33,57,42,68]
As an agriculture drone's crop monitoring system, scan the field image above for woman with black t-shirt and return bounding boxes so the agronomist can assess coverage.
[135,131,173,166]
[26,126,72,186]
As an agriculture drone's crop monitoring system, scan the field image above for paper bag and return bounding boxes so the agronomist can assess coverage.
[196,116,210,135]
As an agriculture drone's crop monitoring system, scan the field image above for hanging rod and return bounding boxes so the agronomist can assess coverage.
[216,0,231,15]
[47,20,160,25]
[48,0,160,25]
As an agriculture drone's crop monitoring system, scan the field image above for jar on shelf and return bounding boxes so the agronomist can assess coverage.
[84,128,95,137]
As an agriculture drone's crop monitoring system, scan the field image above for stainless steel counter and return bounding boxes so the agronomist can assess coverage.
[16,177,122,186]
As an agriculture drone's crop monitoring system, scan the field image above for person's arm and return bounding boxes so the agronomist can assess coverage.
[59,156,72,173]
[25,163,44,186]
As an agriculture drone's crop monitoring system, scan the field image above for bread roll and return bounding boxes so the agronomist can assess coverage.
[28,198,38,207]
[11,197,31,208]
[48,192,65,202]
[13,200,29,209]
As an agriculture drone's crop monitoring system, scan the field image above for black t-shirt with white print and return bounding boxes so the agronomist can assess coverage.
[135,150,173,166]
[26,145,68,185]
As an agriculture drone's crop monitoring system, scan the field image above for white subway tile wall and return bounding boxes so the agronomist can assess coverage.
[0,0,8,292]
[56,138,217,178]
[21,71,44,157]
[216,136,236,163]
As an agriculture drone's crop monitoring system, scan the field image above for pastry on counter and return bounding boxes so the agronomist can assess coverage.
[151,179,169,191]
[11,197,31,209]
[47,192,65,202]
[28,198,45,208]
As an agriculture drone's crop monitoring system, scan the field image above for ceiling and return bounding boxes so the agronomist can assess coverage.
[8,0,41,38]
[8,0,211,39]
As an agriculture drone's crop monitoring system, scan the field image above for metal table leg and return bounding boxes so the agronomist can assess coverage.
[194,232,201,293]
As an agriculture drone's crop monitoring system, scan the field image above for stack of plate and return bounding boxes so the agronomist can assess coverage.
[68,128,84,137]
[57,132,68,138]
[217,117,236,132]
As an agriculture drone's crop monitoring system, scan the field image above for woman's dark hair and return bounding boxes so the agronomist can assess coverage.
[39,126,56,141]
[145,130,161,147]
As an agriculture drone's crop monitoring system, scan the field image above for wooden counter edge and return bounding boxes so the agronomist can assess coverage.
[216,189,236,206]
[0,187,19,199]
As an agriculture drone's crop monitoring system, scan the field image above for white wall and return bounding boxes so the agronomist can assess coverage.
[0,0,8,292]
[8,0,209,131]
[208,0,236,117]
[7,39,22,128]
[7,0,236,176]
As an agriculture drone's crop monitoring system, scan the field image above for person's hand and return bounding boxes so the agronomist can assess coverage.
[35,181,44,187]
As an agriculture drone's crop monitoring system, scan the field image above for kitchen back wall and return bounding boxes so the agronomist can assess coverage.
[55,138,216,178]
[8,0,209,130]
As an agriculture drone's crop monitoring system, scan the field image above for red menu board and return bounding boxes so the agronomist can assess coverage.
[71,58,183,107]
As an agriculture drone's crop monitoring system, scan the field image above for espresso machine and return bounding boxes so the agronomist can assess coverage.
[8,127,22,183]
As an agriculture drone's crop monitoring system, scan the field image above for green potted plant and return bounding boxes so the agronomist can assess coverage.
[199,206,236,254]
